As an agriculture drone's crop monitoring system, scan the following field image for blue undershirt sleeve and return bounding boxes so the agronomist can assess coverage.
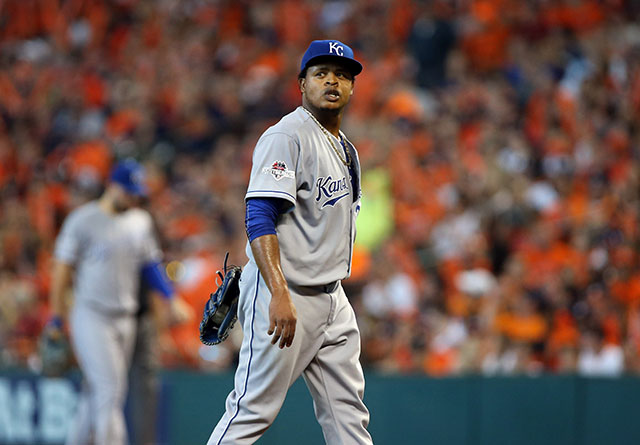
[141,261,174,299]
[245,197,288,243]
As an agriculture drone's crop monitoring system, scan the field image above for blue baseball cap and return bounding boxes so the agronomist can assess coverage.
[299,40,363,77]
[110,159,147,197]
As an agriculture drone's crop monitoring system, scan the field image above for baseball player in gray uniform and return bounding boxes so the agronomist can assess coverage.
[48,159,187,445]
[207,40,373,444]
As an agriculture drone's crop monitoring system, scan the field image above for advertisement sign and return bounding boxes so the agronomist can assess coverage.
[0,376,79,444]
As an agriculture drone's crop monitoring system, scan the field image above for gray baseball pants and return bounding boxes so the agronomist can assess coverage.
[65,305,137,445]
[207,263,373,445]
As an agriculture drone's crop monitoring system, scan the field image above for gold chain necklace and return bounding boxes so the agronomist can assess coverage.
[302,107,352,167]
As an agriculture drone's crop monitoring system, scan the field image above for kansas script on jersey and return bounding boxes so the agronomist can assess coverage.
[245,107,361,287]
[316,175,350,208]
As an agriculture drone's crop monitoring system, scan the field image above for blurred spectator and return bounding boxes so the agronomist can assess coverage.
[361,254,418,319]
[577,327,624,377]
[407,1,456,89]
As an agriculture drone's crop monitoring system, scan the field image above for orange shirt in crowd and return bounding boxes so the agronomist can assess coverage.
[611,274,640,308]
[423,348,457,376]
[166,254,220,367]
[548,309,579,349]
[495,311,547,343]
[540,0,604,33]
[67,140,112,181]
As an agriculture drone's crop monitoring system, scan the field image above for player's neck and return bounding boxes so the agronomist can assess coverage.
[98,194,116,215]
[302,102,343,138]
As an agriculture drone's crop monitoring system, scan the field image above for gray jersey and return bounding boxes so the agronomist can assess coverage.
[54,202,161,314]
[245,106,361,286]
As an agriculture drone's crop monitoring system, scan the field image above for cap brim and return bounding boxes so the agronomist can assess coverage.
[123,183,147,197]
[300,55,363,77]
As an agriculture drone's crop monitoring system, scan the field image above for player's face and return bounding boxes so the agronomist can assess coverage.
[112,186,137,213]
[300,62,354,112]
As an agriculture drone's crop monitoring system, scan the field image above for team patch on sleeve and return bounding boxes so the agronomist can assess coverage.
[262,161,295,181]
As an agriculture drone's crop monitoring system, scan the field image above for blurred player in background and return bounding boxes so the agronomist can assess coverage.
[47,159,191,445]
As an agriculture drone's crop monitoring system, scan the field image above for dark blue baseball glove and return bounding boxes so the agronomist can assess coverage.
[199,252,242,345]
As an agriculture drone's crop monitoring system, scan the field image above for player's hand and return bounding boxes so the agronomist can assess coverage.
[43,316,65,340]
[167,296,194,325]
[268,291,297,349]
[40,316,72,377]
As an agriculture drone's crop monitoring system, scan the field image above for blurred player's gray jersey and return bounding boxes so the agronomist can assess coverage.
[245,106,362,287]
[54,202,161,314]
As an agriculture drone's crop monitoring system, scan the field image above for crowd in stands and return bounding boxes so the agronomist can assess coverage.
[1,0,640,377]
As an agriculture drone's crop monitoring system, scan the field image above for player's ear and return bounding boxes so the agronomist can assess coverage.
[298,77,306,93]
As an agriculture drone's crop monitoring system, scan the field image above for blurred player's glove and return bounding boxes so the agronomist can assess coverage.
[39,325,73,377]
[199,252,242,345]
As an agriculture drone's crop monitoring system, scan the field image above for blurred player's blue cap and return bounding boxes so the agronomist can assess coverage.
[110,159,147,197]
[299,40,363,77]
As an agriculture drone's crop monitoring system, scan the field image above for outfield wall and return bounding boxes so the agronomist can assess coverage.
[1,371,639,445]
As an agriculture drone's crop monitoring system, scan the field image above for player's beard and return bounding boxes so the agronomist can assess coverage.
[113,198,130,213]
[303,95,345,120]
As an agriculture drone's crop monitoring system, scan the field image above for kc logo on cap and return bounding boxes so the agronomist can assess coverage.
[328,41,344,56]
